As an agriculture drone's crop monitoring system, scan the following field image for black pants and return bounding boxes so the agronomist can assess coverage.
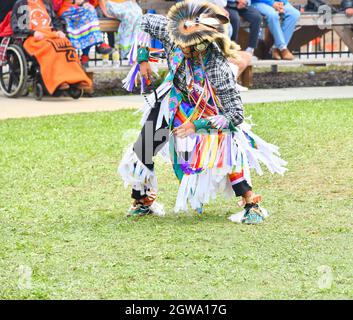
[132,99,169,200]
[226,5,262,50]
[131,100,251,200]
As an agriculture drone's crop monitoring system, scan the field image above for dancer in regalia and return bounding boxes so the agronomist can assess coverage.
[119,0,287,224]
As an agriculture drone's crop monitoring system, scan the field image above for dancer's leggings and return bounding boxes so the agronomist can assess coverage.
[131,101,252,200]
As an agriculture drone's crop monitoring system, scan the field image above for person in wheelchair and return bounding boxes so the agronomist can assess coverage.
[11,0,92,96]
[53,0,113,68]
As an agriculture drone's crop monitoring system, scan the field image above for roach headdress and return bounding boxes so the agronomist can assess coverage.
[167,0,239,58]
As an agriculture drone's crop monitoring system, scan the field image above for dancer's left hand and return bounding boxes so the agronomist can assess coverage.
[173,122,196,138]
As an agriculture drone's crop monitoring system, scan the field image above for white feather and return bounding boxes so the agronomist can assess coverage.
[198,17,220,27]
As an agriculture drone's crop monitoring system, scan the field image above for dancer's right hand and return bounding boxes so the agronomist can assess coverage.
[173,122,196,138]
[140,61,152,83]
[34,31,45,41]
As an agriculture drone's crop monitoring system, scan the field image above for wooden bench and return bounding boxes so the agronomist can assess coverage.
[97,0,176,28]
[140,0,176,14]
[94,4,172,66]
[97,0,176,32]
[99,18,120,32]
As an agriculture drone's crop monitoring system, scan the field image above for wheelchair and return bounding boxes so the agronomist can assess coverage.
[0,37,84,100]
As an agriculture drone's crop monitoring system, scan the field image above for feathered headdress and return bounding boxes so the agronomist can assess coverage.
[167,0,239,58]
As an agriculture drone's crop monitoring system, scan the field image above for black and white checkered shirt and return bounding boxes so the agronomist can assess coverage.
[141,14,244,126]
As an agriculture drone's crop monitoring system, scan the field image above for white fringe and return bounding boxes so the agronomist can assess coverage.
[173,121,287,212]
[139,80,172,127]
[118,145,157,195]
[122,63,140,92]
[237,122,287,175]
[175,167,234,212]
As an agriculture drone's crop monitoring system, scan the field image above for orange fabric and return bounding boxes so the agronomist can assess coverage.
[57,0,79,17]
[28,0,52,32]
[23,30,92,95]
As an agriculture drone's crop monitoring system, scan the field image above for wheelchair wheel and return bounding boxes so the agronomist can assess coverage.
[69,87,84,100]
[0,44,28,98]
[34,82,44,101]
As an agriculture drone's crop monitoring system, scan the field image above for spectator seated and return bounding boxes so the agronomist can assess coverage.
[53,0,113,68]
[0,0,93,100]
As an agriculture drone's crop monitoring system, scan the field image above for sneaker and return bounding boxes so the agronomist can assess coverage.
[96,43,113,55]
[127,202,152,217]
[242,203,269,224]
[126,192,165,217]
[229,203,269,225]
[126,201,165,217]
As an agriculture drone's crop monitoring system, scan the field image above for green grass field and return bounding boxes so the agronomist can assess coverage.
[0,99,352,300]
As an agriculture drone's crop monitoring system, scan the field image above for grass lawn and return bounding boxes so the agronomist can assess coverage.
[0,98,352,300]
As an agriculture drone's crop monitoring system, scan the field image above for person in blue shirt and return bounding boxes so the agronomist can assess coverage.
[226,0,262,56]
[251,0,300,60]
